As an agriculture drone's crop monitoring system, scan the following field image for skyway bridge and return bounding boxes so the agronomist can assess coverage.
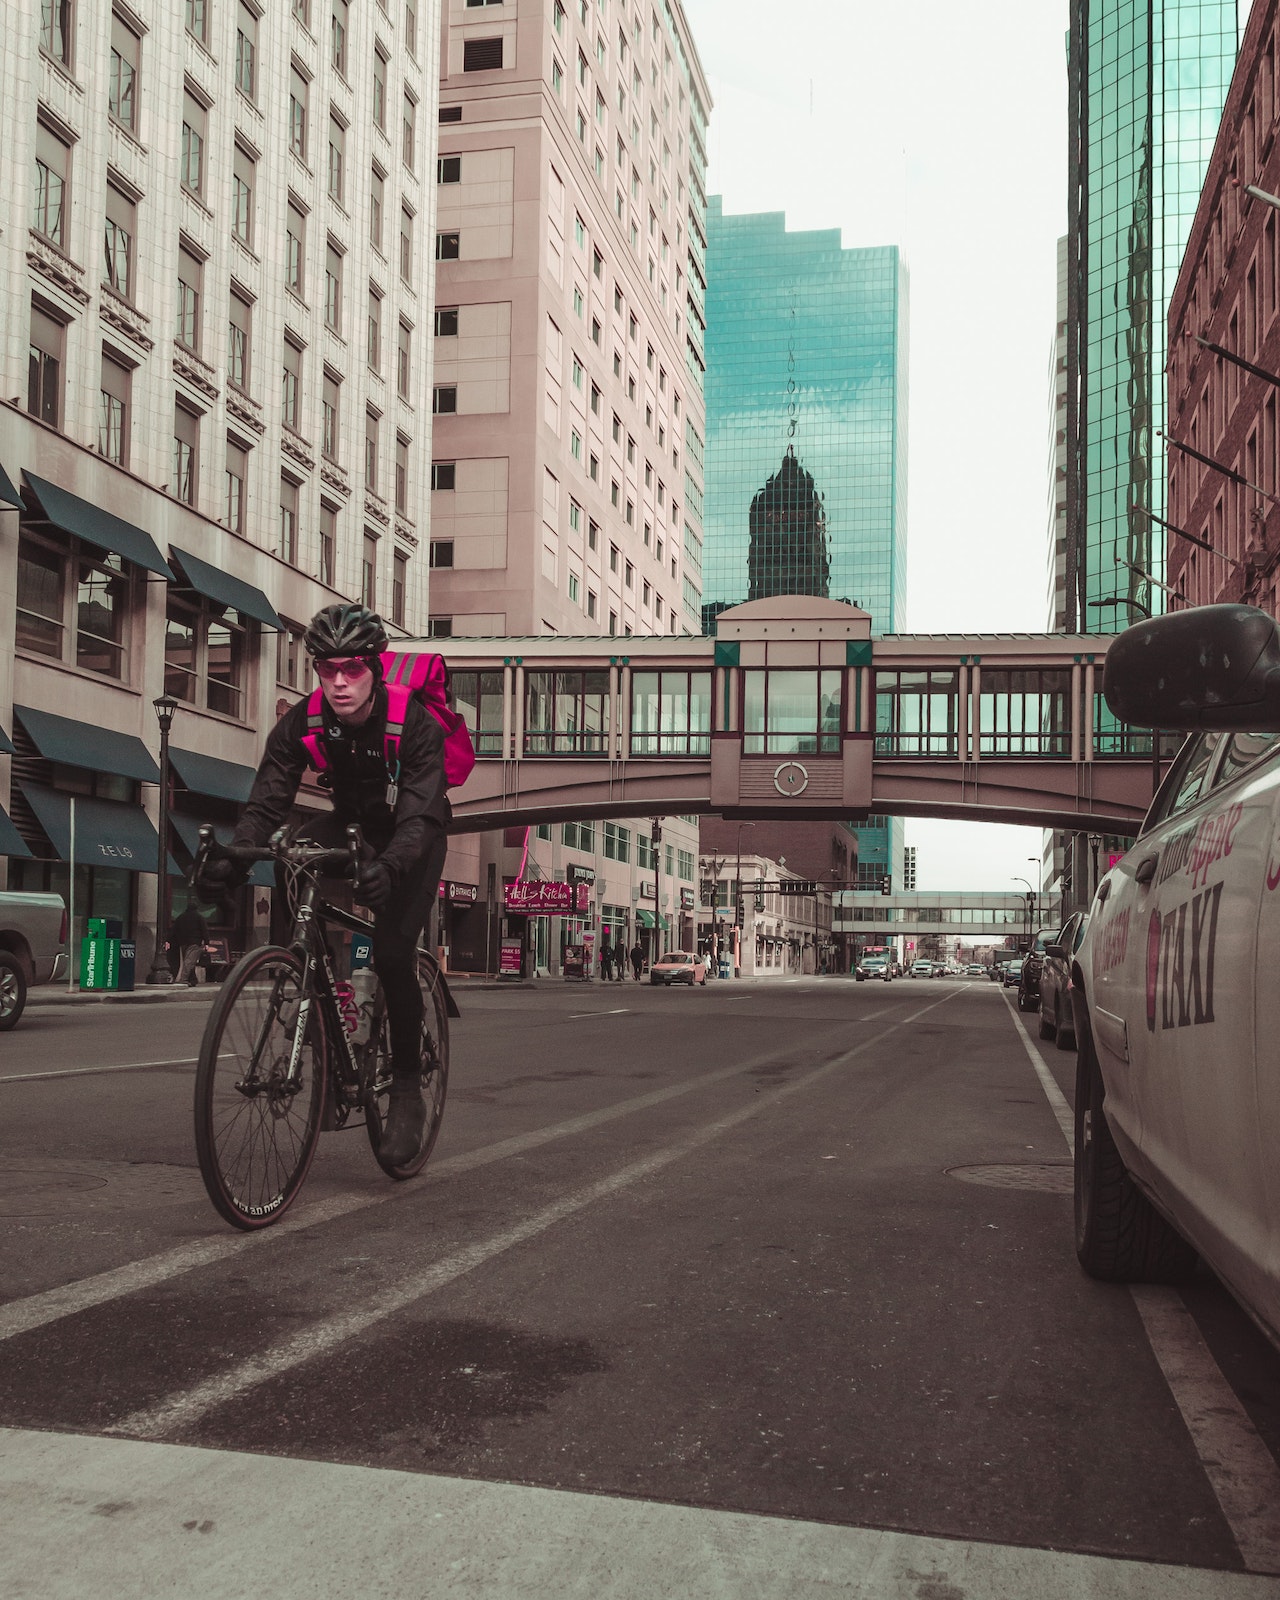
[423,597,1157,836]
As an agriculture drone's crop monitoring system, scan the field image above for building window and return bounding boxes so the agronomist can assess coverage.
[463,37,504,71]
[234,2,257,98]
[439,104,462,123]
[438,155,462,183]
[362,532,377,608]
[392,549,408,628]
[181,91,206,196]
[395,432,410,512]
[165,594,250,719]
[324,240,343,331]
[586,589,597,619]
[280,476,298,562]
[233,144,255,245]
[173,248,203,356]
[28,301,64,428]
[431,461,456,490]
[433,385,457,414]
[404,0,417,55]
[373,48,387,130]
[427,618,453,638]
[286,200,306,294]
[568,572,579,602]
[41,0,74,63]
[185,0,207,43]
[402,93,417,169]
[17,528,132,679]
[436,231,460,260]
[228,288,252,391]
[588,518,598,550]
[110,12,140,128]
[319,502,336,585]
[328,116,345,202]
[365,409,380,492]
[399,206,415,281]
[370,165,385,250]
[331,0,348,72]
[225,437,248,532]
[98,350,130,466]
[292,0,310,26]
[551,56,564,93]
[33,122,69,247]
[103,181,135,299]
[282,337,303,431]
[367,286,382,370]
[289,66,308,160]
[173,402,200,506]
[397,319,412,398]
[430,539,454,566]
[322,371,341,460]
[603,822,630,862]
[434,307,458,337]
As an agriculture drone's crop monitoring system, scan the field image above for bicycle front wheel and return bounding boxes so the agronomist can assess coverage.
[194,945,328,1230]
[365,953,450,1179]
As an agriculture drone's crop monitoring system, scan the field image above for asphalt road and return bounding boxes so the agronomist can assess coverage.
[3,975,1280,1598]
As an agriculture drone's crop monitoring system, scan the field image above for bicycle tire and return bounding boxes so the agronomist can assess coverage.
[364,952,450,1179]
[194,944,328,1230]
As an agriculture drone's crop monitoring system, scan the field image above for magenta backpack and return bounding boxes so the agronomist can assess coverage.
[301,650,476,796]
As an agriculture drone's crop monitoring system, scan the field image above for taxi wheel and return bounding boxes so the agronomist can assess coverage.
[1074,1006,1198,1284]
[1038,1009,1054,1040]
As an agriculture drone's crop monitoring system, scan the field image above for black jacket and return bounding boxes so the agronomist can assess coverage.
[233,686,450,882]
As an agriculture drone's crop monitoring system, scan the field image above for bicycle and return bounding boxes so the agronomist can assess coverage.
[191,823,454,1231]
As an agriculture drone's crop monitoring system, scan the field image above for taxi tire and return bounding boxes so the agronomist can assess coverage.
[1038,1009,1055,1040]
[1074,1007,1198,1284]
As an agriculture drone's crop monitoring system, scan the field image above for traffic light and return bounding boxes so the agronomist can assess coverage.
[879,875,891,895]
[754,892,765,913]
[734,897,744,927]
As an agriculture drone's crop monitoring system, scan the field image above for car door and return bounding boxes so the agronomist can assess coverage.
[1132,729,1273,1289]
[1087,732,1224,1160]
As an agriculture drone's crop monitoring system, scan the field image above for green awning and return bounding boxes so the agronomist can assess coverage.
[169,547,283,631]
[0,804,33,858]
[635,909,670,929]
[170,813,274,887]
[170,747,257,803]
[20,783,180,875]
[23,471,172,579]
[15,704,160,784]
[0,462,23,510]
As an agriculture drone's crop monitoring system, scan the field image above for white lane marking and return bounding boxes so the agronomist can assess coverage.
[1001,990,1280,1575]
[567,1009,630,1019]
[1130,1287,1280,1575]
[7,1426,1276,1600]
[1000,990,1075,1151]
[0,1059,199,1085]
[0,1018,888,1344]
[111,988,962,1441]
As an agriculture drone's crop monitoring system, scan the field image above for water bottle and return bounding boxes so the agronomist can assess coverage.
[350,966,378,1047]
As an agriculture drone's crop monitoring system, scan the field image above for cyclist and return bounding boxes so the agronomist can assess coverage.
[195,603,449,1167]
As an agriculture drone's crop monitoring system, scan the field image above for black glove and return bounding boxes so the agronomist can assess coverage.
[193,849,248,903]
[353,858,394,912]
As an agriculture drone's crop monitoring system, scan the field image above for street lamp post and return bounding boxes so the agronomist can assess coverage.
[147,695,179,985]
[650,817,662,964]
[1088,833,1102,899]
[734,822,755,978]
[1012,875,1036,954]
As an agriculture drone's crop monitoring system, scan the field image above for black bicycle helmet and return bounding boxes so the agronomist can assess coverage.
[304,603,388,660]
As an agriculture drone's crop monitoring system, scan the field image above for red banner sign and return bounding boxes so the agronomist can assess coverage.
[503,879,589,914]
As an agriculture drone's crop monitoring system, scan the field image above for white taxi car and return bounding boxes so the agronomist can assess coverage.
[649,950,708,986]
[1072,603,1280,1350]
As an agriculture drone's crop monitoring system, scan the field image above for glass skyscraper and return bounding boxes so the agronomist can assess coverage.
[703,199,909,887]
[1063,0,1237,631]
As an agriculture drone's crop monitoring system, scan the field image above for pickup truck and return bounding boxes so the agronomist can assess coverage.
[0,890,68,1029]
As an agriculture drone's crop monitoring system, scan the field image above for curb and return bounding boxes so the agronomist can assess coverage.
[26,986,220,1008]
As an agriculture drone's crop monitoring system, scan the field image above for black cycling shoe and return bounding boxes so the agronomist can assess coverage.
[381,1082,426,1167]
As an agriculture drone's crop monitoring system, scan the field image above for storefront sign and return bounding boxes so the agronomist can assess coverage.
[680,887,695,910]
[567,863,596,886]
[448,882,477,905]
[639,880,656,898]
[563,944,587,980]
[503,879,589,914]
[499,937,524,978]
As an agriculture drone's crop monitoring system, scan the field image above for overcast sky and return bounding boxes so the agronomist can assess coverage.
[681,0,1086,894]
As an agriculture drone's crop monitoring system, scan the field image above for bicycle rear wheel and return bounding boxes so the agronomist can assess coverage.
[364,953,450,1179]
[194,945,328,1230]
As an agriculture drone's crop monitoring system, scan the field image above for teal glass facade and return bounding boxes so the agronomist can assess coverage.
[702,199,908,632]
[1069,0,1236,627]
[703,199,908,888]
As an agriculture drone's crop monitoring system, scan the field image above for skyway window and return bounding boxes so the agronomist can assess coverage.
[743,670,841,755]
[875,670,957,756]
[525,670,609,755]
[630,669,710,755]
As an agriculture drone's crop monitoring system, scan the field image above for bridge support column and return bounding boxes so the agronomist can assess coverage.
[502,664,514,759]
[618,663,631,760]
[1083,662,1095,762]
[957,664,969,761]
[513,663,525,760]
[969,664,981,763]
[1071,663,1082,763]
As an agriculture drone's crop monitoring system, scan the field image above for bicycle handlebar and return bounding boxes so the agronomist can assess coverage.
[194,822,365,890]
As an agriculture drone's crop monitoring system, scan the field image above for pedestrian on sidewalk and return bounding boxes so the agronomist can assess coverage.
[614,938,627,981]
[630,941,644,981]
[600,942,614,981]
[170,900,208,987]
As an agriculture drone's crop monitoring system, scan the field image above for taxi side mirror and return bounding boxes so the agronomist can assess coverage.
[1044,942,1066,959]
[1103,604,1280,731]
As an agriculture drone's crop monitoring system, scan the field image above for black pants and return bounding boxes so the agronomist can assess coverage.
[293,815,447,1081]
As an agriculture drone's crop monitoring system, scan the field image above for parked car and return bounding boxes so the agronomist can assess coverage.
[855,955,892,982]
[1001,959,1023,989]
[910,959,934,978]
[0,891,68,1030]
[1071,602,1280,1349]
[1017,927,1057,1013]
[649,950,708,986]
[1037,911,1088,1051]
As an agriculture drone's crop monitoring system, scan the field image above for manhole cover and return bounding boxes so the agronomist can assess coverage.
[946,1162,1073,1194]
[0,1159,204,1216]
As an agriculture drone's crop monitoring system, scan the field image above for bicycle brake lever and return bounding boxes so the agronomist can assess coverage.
[346,824,363,890]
